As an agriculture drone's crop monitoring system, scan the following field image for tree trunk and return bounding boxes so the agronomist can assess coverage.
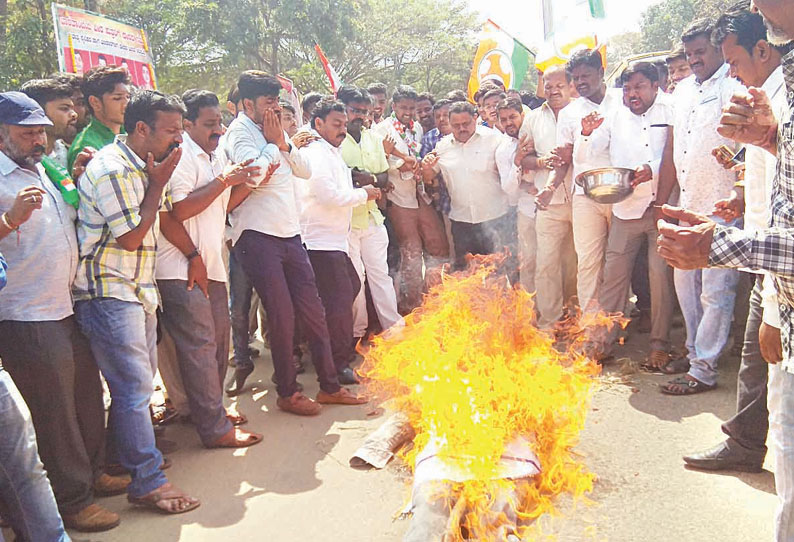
[84,0,99,12]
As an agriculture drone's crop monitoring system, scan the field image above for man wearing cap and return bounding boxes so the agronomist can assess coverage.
[0,92,121,532]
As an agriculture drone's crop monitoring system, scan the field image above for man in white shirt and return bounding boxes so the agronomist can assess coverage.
[494,97,533,289]
[374,85,448,313]
[551,49,623,313]
[576,62,675,363]
[300,97,381,383]
[421,101,511,270]
[525,66,578,330]
[683,8,786,471]
[656,20,744,395]
[225,71,363,416]
[156,89,262,448]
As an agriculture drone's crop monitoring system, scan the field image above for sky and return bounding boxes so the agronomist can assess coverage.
[467,0,664,49]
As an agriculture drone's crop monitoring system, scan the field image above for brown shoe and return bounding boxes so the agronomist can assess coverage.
[62,503,120,532]
[316,388,369,405]
[93,473,131,497]
[276,392,322,416]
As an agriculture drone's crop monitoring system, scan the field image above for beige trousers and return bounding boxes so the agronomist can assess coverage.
[572,194,612,313]
[534,201,578,329]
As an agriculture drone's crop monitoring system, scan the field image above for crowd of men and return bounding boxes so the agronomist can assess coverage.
[2,0,794,540]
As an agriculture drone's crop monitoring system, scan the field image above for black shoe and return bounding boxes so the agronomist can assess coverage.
[683,441,764,473]
[337,367,359,385]
[226,366,254,397]
[270,372,303,392]
[293,355,306,375]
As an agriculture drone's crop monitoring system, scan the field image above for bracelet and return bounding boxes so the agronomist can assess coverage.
[1,213,19,231]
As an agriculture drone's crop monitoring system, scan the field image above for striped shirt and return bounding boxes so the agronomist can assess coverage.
[73,136,170,314]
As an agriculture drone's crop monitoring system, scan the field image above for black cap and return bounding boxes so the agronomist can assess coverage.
[0,92,53,126]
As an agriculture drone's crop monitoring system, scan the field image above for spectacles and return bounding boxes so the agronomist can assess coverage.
[347,106,369,116]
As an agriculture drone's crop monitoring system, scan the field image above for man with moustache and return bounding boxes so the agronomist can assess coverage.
[367,82,389,124]
[0,92,121,532]
[656,0,794,535]
[655,19,744,394]
[576,62,675,365]
[338,85,402,345]
[73,90,201,515]
[20,79,78,169]
[679,5,788,475]
[51,72,89,136]
[665,47,693,93]
[155,89,263,449]
[526,65,579,330]
[415,92,435,133]
[300,97,382,384]
[547,49,623,316]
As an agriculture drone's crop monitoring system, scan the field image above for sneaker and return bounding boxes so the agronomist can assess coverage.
[62,503,120,532]
[276,392,322,416]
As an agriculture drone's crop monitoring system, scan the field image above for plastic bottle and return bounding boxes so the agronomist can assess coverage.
[41,156,79,208]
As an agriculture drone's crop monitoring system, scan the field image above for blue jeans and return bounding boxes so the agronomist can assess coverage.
[0,369,70,542]
[674,265,739,386]
[228,249,254,370]
[74,298,167,498]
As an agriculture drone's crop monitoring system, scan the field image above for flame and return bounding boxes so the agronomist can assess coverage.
[360,255,618,540]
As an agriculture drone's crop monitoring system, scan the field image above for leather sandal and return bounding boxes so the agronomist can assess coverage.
[209,427,263,448]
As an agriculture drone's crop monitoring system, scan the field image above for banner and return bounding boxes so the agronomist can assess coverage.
[467,21,532,101]
[51,4,157,90]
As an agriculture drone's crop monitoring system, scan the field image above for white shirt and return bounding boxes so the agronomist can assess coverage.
[519,102,572,206]
[156,133,230,282]
[432,126,510,224]
[373,117,423,209]
[743,66,786,329]
[224,112,311,243]
[495,135,536,218]
[49,139,69,169]
[299,131,368,253]
[672,64,744,214]
[556,88,623,194]
[576,90,675,220]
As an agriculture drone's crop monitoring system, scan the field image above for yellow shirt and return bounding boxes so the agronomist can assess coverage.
[340,130,389,231]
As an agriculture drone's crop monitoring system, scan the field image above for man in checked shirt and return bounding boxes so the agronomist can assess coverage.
[657,2,794,539]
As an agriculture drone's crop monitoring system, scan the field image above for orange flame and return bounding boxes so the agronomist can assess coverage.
[360,256,617,540]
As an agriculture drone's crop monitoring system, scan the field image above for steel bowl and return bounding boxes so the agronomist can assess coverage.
[575,167,634,204]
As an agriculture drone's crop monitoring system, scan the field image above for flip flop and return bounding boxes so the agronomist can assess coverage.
[660,376,716,395]
[659,356,691,375]
[128,484,201,515]
[209,428,263,449]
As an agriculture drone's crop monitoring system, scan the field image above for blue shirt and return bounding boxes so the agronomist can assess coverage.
[0,252,6,291]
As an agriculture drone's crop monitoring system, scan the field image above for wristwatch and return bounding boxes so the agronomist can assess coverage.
[186,248,201,261]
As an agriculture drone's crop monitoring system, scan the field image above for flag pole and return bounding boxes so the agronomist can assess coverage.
[486,18,536,58]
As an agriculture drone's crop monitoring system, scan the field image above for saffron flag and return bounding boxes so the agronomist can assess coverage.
[467,21,532,101]
[314,43,342,95]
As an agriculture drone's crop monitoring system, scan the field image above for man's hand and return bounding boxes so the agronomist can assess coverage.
[535,186,554,211]
[656,205,716,270]
[581,111,605,136]
[352,169,375,187]
[712,145,736,170]
[717,88,777,148]
[382,135,398,156]
[262,109,287,150]
[291,131,318,149]
[7,186,46,226]
[398,155,418,173]
[520,181,538,196]
[632,164,652,187]
[363,185,382,201]
[383,181,395,194]
[760,322,783,364]
[187,256,209,298]
[222,159,260,187]
[514,134,535,167]
[71,147,96,179]
[146,147,182,188]
[551,143,573,166]
[536,154,557,170]
[713,190,745,222]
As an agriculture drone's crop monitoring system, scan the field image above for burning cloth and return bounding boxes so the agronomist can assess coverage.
[358,256,602,541]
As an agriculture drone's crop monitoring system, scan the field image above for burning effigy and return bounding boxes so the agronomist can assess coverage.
[355,256,607,541]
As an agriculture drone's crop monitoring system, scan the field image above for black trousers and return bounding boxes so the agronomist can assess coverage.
[308,250,361,371]
[450,213,513,271]
[0,316,105,514]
